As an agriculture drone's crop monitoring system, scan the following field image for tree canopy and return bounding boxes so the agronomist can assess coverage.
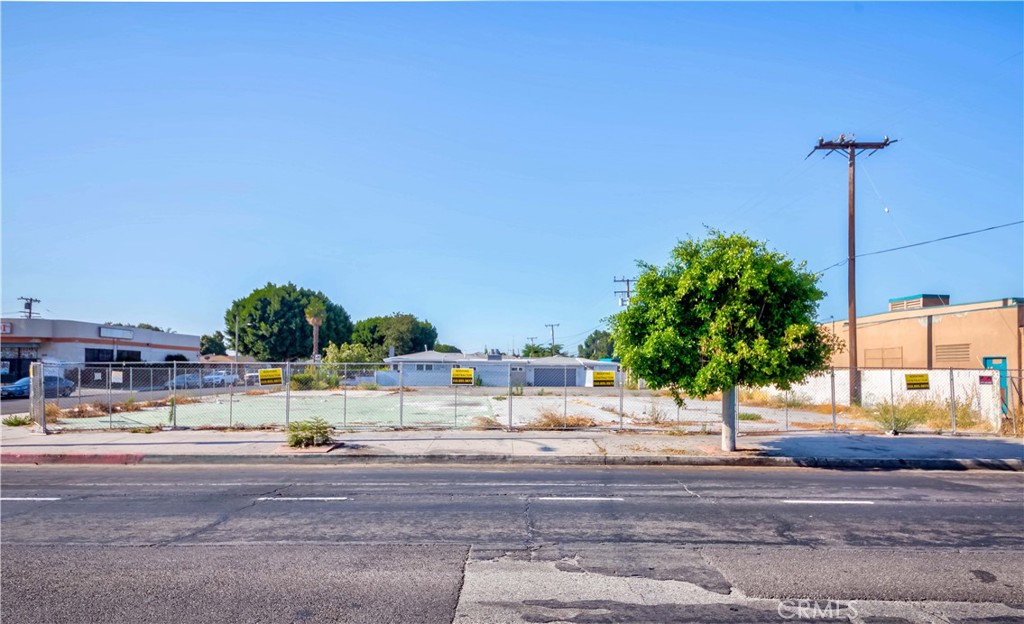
[323,342,374,364]
[200,331,228,356]
[225,283,353,362]
[106,322,174,333]
[611,230,838,400]
[522,343,565,357]
[578,330,614,360]
[351,313,438,359]
[433,343,462,353]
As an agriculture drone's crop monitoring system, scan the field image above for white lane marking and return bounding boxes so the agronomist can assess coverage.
[535,496,624,501]
[0,497,61,501]
[34,482,678,488]
[256,497,350,502]
[782,499,874,505]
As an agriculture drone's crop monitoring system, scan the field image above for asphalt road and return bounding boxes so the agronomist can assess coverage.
[2,465,1022,623]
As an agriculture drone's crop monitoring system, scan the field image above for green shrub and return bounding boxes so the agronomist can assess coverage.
[738,413,763,421]
[287,416,334,448]
[2,415,33,427]
[290,373,316,390]
[356,382,380,391]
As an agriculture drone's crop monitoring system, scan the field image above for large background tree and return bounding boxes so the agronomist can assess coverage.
[200,331,228,356]
[522,343,565,357]
[578,330,614,360]
[611,230,839,451]
[225,283,353,362]
[351,313,438,359]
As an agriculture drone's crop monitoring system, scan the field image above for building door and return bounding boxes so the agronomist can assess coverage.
[533,367,578,387]
[982,356,1008,415]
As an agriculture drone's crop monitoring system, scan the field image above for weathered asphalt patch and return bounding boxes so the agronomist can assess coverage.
[2,544,468,624]
[704,547,1024,603]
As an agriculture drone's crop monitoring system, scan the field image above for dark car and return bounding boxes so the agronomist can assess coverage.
[0,376,76,399]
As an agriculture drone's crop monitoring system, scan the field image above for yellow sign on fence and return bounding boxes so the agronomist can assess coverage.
[258,368,284,386]
[592,371,616,387]
[451,368,475,385]
[905,374,930,390]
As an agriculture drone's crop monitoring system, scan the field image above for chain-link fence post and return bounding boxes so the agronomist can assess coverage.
[454,382,459,427]
[949,368,957,435]
[285,362,291,427]
[173,361,177,392]
[398,363,404,428]
[77,367,82,408]
[565,364,573,418]
[830,367,837,432]
[149,368,154,394]
[107,363,113,427]
[29,362,46,433]
[889,369,896,433]
[342,363,348,430]
[228,368,234,428]
[342,364,348,430]
[507,363,513,430]
[619,367,625,431]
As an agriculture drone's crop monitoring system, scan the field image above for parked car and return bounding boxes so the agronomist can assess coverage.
[202,371,240,387]
[163,373,202,390]
[0,376,76,399]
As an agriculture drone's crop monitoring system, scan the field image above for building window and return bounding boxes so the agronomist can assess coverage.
[935,343,970,363]
[415,364,434,371]
[116,350,142,362]
[85,348,114,362]
[864,347,903,368]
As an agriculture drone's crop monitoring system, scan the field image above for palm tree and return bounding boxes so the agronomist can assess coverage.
[305,298,327,360]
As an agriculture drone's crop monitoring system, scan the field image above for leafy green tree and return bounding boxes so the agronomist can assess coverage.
[106,322,174,333]
[522,343,565,357]
[433,343,462,353]
[611,230,839,451]
[225,283,353,362]
[200,331,228,356]
[578,330,614,360]
[351,313,438,359]
[323,342,373,363]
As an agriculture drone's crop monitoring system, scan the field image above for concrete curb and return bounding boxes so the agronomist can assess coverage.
[2,452,1021,471]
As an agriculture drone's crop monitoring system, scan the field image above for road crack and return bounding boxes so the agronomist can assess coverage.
[153,484,293,546]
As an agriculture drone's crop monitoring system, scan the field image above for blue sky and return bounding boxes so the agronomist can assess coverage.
[3,2,1022,354]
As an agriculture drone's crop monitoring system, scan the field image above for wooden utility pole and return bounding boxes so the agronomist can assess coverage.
[544,323,559,357]
[809,135,896,405]
[613,277,635,307]
[18,297,40,319]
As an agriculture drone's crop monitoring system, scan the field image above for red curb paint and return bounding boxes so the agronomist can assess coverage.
[0,453,144,465]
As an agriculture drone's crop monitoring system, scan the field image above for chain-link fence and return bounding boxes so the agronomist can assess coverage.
[26,362,1010,435]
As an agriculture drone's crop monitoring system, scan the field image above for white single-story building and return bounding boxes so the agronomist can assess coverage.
[377,350,619,387]
[1,318,200,382]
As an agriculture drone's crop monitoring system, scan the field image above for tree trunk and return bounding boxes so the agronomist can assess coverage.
[312,323,320,359]
[721,386,737,452]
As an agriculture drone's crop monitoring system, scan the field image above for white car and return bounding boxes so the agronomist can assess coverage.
[202,371,240,387]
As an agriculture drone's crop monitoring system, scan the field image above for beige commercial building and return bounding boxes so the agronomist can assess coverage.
[827,294,1023,412]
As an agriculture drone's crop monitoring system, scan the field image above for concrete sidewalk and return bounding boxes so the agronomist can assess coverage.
[2,425,1022,470]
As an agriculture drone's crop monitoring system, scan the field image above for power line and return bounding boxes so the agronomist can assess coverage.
[816,220,1023,274]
